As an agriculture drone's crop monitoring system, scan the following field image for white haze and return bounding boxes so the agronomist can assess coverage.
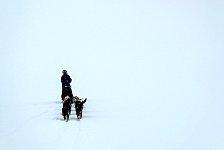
[0,0,224,150]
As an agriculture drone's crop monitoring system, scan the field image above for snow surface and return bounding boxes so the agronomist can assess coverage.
[0,0,224,150]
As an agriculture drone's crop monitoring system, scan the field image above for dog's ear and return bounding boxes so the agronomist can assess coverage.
[74,96,79,101]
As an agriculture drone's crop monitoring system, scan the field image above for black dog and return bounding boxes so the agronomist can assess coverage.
[74,96,87,119]
[62,96,72,121]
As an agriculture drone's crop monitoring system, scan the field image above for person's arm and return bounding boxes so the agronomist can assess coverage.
[68,75,72,83]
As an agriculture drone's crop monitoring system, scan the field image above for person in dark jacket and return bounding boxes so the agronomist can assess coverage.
[61,70,73,100]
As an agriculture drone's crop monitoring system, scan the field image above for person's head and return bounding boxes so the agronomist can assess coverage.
[62,70,68,75]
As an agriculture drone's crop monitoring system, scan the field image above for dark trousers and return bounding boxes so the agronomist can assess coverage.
[61,86,73,100]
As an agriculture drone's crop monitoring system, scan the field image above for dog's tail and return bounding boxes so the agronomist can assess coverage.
[83,98,87,104]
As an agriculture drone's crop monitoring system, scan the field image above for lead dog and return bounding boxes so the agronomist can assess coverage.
[73,96,87,119]
[62,96,72,121]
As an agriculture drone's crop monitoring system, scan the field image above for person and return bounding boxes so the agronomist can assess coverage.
[61,70,73,100]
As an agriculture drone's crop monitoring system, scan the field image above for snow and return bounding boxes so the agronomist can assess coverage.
[0,0,224,150]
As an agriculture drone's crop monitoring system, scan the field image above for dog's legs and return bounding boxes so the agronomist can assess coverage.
[69,107,71,115]
[77,111,82,119]
[80,111,82,119]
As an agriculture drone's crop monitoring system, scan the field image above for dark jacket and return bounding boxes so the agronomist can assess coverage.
[61,74,72,87]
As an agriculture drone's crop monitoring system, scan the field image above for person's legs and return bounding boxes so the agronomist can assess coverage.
[68,87,73,98]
